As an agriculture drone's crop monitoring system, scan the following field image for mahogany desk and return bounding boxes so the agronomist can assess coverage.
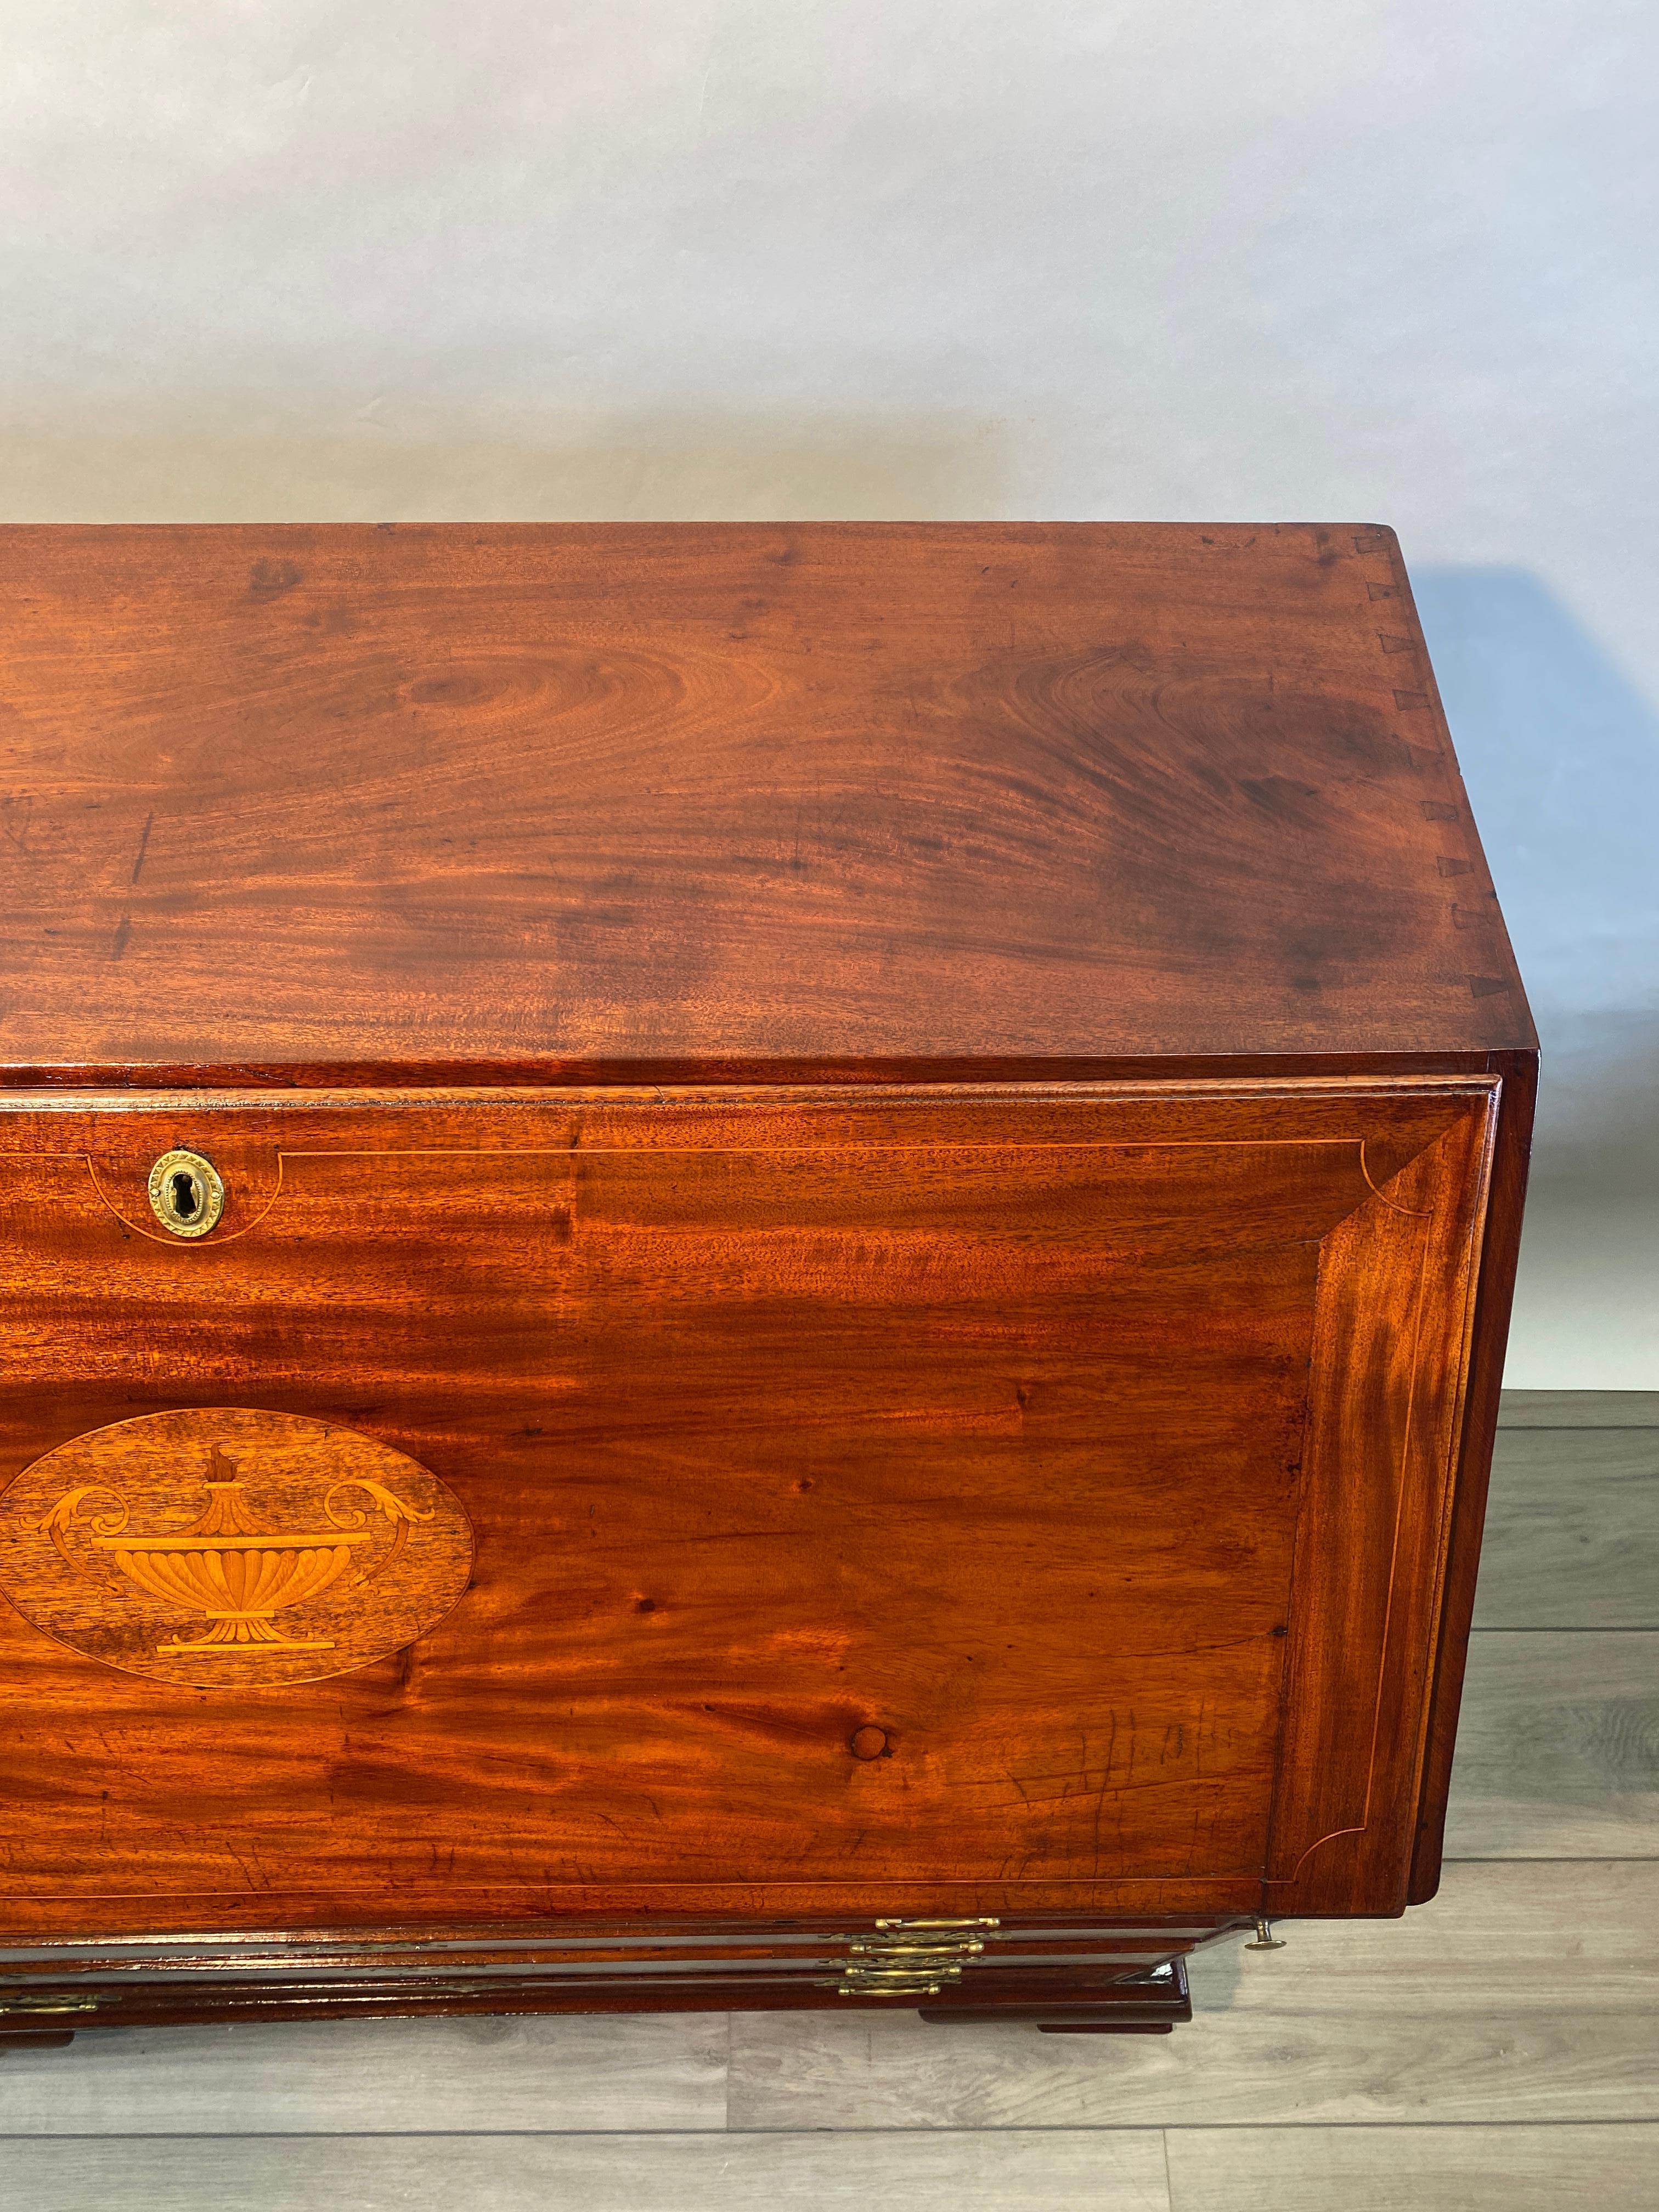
[0,523,1533,2040]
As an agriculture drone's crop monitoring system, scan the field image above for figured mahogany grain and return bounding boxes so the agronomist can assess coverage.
[0,1079,1492,1936]
[0,523,1531,1084]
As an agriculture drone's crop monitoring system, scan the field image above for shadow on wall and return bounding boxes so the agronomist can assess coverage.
[0,409,1011,523]
[1414,567,1659,1384]
[1413,571,1658,1035]
[1412,566,1659,1155]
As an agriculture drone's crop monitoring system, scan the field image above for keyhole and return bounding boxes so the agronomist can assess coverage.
[147,1149,225,1238]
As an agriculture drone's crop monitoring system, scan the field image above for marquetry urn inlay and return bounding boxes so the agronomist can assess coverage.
[0,1409,473,1688]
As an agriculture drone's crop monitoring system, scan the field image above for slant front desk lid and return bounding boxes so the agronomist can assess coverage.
[0,522,1531,1085]
[0,524,1531,1975]
[0,1080,1498,1933]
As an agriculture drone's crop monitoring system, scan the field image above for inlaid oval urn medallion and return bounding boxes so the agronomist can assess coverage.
[0,1409,474,1689]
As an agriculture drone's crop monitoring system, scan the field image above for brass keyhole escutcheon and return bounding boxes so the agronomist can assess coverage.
[146,1149,225,1239]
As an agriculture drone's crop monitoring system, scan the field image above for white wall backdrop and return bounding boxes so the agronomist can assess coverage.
[3,2,1655,1381]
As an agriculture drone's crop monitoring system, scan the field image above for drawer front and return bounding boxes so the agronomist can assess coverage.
[0,1079,1496,1936]
[0,1918,1215,2028]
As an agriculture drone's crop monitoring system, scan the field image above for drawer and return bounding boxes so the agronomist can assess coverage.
[0,1918,1215,2030]
[0,1077,1496,1938]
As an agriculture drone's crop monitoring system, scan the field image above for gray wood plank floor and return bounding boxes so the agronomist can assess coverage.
[1475,1426,1659,1626]
[0,2132,1175,2212]
[1164,2123,1659,2211]
[1497,1387,1659,1426]
[4,1391,1655,2210]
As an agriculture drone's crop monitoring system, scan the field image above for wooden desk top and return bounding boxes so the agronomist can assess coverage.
[0,522,1532,1085]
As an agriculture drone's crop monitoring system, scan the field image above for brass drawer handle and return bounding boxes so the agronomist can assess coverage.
[148,1149,225,1238]
[833,1916,999,1997]
[874,1918,1000,1932]
[837,1982,944,1997]
[1,1994,104,2015]
[849,1940,984,1958]
[832,1990,946,2008]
